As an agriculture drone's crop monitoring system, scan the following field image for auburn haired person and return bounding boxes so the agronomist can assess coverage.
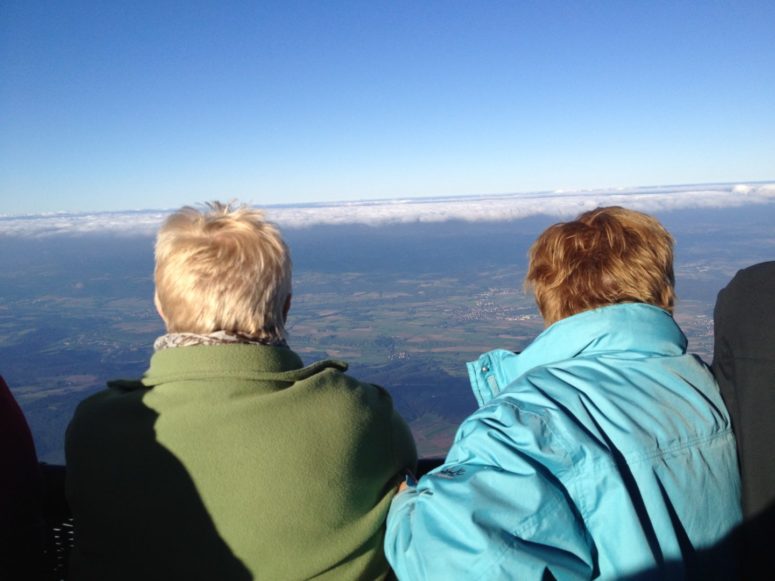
[66,202,416,580]
[526,206,674,325]
[385,206,741,580]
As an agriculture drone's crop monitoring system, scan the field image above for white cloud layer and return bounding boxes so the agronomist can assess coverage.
[2,182,774,238]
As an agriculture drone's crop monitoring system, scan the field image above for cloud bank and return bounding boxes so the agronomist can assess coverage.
[2,182,774,238]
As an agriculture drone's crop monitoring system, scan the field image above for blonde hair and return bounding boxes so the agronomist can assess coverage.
[154,201,291,340]
[526,206,675,326]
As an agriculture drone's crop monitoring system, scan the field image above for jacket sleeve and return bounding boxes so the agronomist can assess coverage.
[384,399,595,581]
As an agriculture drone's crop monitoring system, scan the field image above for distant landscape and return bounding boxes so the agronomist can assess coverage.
[2,202,775,463]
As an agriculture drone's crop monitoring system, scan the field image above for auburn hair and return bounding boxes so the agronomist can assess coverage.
[526,206,675,326]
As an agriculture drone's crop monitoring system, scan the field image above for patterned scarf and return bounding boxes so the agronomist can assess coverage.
[154,330,287,351]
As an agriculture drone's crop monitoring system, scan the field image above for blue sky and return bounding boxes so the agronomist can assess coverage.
[2,1,774,215]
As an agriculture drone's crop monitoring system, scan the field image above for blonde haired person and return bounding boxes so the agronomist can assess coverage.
[153,203,292,341]
[386,207,741,580]
[66,202,416,581]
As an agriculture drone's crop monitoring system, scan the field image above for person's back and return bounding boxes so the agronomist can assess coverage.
[0,375,45,579]
[67,347,414,580]
[385,207,741,580]
[713,261,775,517]
[66,203,416,580]
[712,261,775,576]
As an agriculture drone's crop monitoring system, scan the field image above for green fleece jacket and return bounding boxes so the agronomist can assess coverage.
[66,344,417,580]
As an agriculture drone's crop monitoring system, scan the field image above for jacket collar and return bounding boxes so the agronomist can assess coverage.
[467,303,687,407]
[138,343,347,388]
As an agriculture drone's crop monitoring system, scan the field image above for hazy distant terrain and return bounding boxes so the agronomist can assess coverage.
[2,203,775,462]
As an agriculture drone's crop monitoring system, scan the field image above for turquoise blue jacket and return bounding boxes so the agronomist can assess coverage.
[385,303,741,580]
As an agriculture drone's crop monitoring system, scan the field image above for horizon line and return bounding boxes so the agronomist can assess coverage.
[3,179,775,219]
[2,181,774,238]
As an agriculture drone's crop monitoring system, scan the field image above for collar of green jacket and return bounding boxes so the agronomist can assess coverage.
[107,344,349,390]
